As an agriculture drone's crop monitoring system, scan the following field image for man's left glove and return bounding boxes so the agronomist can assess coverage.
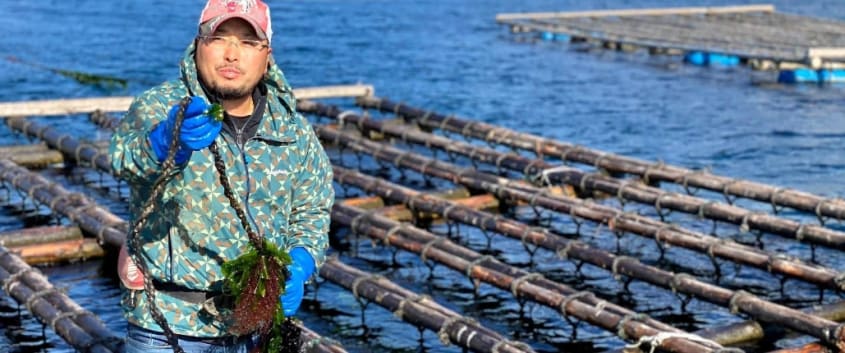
[280,247,315,316]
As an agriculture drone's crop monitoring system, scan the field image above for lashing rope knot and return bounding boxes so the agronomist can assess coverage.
[437,317,478,345]
[465,255,494,278]
[491,339,535,353]
[611,256,635,281]
[336,110,356,128]
[25,287,66,313]
[3,267,40,294]
[670,273,693,294]
[624,332,735,353]
[420,237,447,263]
[393,294,429,319]
[728,290,753,314]
[351,274,383,300]
[49,309,96,332]
[558,291,593,316]
[510,272,544,297]
[642,160,665,185]
[615,313,650,340]
[556,241,583,259]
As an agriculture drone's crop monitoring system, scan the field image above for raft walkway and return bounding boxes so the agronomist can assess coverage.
[3,86,845,351]
[496,4,845,83]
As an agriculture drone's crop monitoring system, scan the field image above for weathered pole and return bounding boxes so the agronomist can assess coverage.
[299,100,845,251]
[320,258,536,353]
[354,96,845,222]
[333,203,725,353]
[0,246,122,353]
[313,126,845,348]
[0,159,126,247]
[7,118,112,173]
[319,128,845,292]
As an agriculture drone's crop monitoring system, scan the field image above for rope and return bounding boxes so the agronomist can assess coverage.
[420,237,447,262]
[382,224,406,246]
[670,273,693,294]
[465,255,494,278]
[642,160,665,185]
[535,165,570,187]
[624,332,736,353]
[721,179,741,204]
[336,110,356,128]
[615,313,649,340]
[510,273,544,296]
[303,335,343,352]
[697,201,716,219]
[558,291,593,316]
[728,290,752,314]
[437,317,477,346]
[24,287,63,313]
[611,256,635,280]
[393,294,428,319]
[48,309,94,332]
[3,267,39,294]
[556,241,583,259]
[491,339,535,353]
[769,187,785,212]
[351,274,382,300]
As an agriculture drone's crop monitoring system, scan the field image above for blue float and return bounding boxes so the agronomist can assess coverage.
[554,33,570,42]
[778,69,845,84]
[683,51,741,67]
[540,31,555,41]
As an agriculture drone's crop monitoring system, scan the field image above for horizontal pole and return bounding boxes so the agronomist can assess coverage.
[0,84,374,117]
[496,4,775,21]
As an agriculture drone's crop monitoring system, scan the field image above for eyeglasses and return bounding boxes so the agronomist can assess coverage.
[198,35,269,52]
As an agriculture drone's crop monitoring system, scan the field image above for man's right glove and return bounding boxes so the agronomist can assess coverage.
[148,96,222,164]
[280,247,316,316]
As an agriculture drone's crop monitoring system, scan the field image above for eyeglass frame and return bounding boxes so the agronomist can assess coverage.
[197,35,270,52]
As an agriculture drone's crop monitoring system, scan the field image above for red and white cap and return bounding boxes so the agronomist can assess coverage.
[199,0,273,44]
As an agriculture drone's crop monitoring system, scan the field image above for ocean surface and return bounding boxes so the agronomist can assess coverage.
[2,1,845,352]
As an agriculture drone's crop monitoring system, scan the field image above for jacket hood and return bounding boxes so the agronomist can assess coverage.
[179,41,297,115]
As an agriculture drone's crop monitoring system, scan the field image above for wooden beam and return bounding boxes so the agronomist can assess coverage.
[496,4,775,22]
[0,84,375,118]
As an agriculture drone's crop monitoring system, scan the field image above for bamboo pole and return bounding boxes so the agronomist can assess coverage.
[355,97,845,222]
[0,226,82,248]
[314,126,845,348]
[300,100,845,251]
[0,159,126,247]
[0,84,375,117]
[299,324,349,353]
[320,258,535,353]
[304,106,845,292]
[333,203,723,353]
[7,118,112,173]
[9,238,104,265]
[0,246,122,352]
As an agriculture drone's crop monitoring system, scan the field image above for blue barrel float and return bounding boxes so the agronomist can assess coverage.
[778,68,845,84]
[683,51,741,67]
[539,31,570,42]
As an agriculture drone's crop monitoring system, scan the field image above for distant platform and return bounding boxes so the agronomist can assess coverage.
[497,4,845,83]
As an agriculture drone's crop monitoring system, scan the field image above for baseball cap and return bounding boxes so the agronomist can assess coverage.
[199,0,273,44]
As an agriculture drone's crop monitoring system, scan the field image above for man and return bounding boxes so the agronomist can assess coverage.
[109,0,333,351]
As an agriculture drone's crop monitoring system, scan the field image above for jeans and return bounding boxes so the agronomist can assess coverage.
[125,323,260,353]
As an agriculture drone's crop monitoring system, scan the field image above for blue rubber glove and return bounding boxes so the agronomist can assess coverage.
[280,247,316,316]
[148,96,222,164]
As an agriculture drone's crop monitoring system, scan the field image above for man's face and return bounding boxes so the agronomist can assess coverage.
[196,18,271,100]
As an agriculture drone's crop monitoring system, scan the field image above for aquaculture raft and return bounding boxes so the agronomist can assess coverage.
[496,4,845,83]
[2,87,845,352]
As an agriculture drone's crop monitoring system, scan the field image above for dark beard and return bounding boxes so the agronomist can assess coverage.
[208,84,251,101]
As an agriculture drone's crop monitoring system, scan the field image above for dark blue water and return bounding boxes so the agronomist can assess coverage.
[2,1,845,352]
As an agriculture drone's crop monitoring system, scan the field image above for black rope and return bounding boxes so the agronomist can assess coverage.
[126,97,193,353]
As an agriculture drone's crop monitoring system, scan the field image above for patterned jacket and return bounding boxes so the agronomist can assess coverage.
[109,42,333,337]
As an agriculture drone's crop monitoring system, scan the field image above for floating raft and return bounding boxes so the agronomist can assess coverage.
[496,4,845,83]
[3,86,845,352]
